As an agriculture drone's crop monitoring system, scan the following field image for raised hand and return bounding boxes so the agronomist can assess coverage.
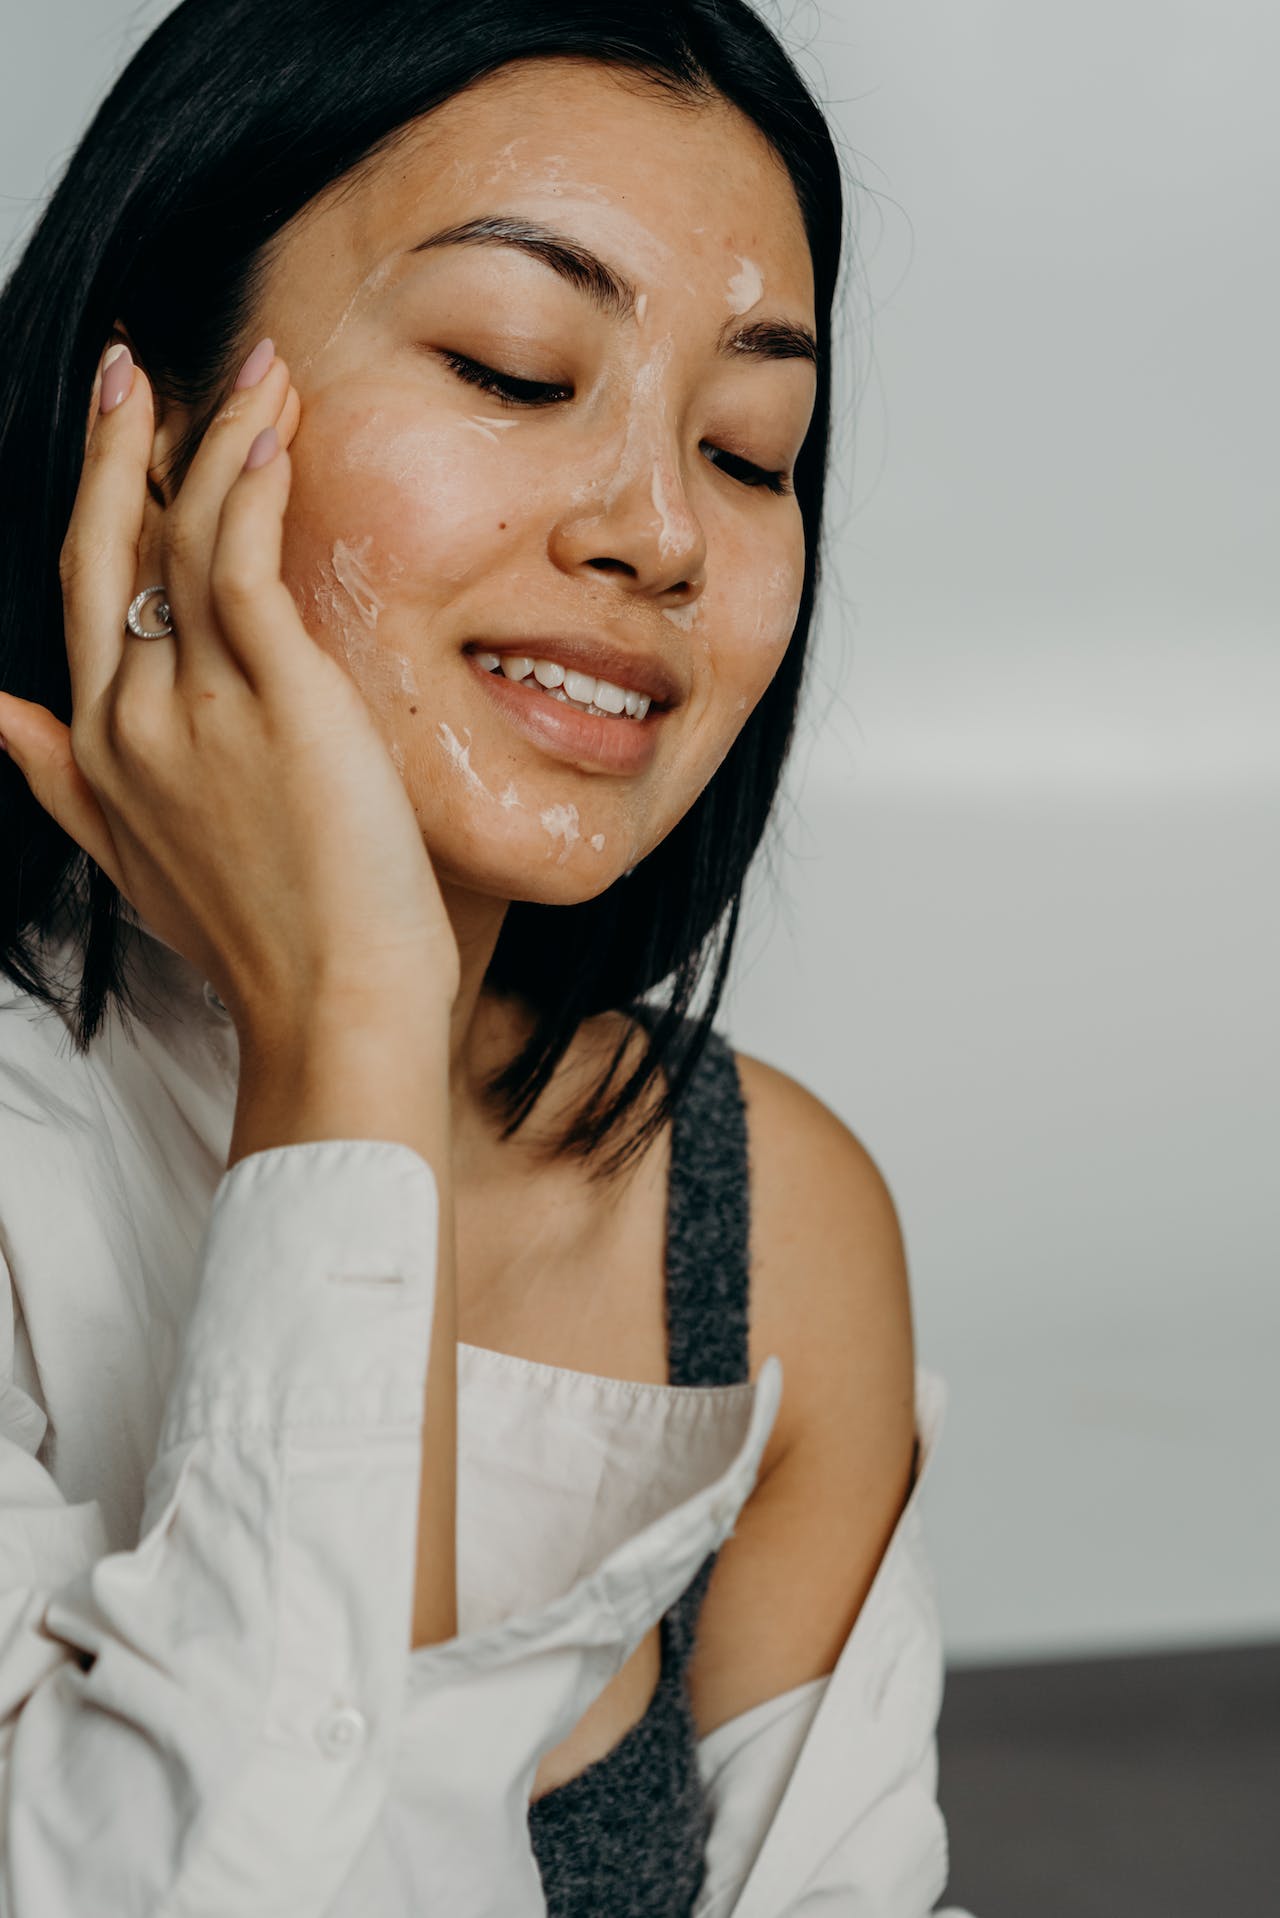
[0,337,459,1038]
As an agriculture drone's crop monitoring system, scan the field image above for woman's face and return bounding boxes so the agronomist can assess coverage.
[255,57,818,899]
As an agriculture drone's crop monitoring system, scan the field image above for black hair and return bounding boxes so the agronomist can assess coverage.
[0,0,846,1182]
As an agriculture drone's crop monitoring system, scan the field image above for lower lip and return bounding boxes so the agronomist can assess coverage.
[465,655,665,774]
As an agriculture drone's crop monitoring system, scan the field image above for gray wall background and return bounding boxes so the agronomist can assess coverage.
[3,1,1275,1667]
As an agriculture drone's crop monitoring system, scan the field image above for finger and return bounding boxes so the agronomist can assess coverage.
[160,349,292,661]
[277,382,302,449]
[0,693,126,892]
[59,345,158,711]
[205,431,307,695]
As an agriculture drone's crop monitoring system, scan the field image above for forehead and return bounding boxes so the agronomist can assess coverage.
[292,56,815,314]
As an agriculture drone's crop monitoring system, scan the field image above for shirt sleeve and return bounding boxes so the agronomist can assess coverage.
[0,1138,439,1918]
[691,1367,978,1918]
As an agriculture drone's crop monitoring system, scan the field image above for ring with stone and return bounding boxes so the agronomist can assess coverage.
[125,586,175,639]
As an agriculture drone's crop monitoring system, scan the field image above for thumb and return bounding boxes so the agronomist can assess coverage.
[0,692,125,891]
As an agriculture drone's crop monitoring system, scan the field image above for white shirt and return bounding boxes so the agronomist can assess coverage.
[0,902,974,1917]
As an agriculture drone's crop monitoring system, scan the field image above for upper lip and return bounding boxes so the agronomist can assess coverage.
[464,633,686,709]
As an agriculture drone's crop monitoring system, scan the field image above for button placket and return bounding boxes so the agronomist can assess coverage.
[316,1704,367,1758]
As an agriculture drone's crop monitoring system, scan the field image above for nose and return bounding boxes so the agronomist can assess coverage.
[547,402,708,602]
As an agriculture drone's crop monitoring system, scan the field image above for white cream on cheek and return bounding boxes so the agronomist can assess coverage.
[310,536,424,705]
[457,416,522,445]
[664,600,701,631]
[436,721,492,800]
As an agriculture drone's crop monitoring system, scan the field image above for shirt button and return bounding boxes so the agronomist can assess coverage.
[202,981,228,1017]
[316,1705,367,1758]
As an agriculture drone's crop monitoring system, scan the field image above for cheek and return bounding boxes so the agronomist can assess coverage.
[642,538,804,845]
[279,384,540,626]
[666,524,804,700]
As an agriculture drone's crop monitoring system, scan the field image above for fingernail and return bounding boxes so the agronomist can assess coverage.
[234,337,275,390]
[100,344,135,413]
[244,426,279,471]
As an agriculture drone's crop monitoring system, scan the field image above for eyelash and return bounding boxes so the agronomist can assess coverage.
[439,351,794,496]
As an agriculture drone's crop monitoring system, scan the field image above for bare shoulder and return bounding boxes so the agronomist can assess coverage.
[734,1047,918,1462]
[685,1047,919,1739]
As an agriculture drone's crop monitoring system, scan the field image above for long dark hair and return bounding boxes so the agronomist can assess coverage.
[0,0,846,1181]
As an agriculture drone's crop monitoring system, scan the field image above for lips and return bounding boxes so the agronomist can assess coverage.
[465,650,664,775]
[462,634,684,709]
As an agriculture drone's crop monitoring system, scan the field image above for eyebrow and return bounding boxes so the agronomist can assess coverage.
[406,214,819,368]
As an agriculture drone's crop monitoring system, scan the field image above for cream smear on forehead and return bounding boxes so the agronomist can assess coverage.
[727,256,764,315]
[454,133,678,280]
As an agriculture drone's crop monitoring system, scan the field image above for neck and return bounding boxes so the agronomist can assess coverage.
[437,878,537,1174]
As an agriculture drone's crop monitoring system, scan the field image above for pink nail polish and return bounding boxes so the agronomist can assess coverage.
[100,345,135,413]
[234,337,275,390]
[244,426,279,471]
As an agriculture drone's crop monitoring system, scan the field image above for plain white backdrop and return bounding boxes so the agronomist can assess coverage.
[2,1,1276,1665]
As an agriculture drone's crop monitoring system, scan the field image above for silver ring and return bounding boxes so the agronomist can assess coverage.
[125,586,175,639]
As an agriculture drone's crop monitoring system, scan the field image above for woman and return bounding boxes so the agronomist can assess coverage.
[0,2,966,1912]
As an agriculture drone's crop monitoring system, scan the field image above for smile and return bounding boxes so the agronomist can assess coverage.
[473,650,653,721]
[463,649,665,776]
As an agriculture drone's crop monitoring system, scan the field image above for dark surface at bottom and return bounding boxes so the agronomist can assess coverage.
[937,1639,1280,1918]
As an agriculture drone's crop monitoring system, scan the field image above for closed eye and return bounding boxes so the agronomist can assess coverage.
[440,351,568,408]
[440,352,793,497]
[700,444,793,496]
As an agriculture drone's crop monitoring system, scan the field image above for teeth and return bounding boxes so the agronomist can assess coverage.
[479,651,653,721]
[563,668,597,705]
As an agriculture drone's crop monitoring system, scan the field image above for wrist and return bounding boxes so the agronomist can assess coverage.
[228,999,453,1172]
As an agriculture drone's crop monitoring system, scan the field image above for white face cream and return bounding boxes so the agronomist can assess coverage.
[435,720,492,800]
[330,536,383,628]
[540,801,581,864]
[727,255,765,315]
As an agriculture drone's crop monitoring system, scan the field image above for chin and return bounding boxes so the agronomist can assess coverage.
[424,817,636,907]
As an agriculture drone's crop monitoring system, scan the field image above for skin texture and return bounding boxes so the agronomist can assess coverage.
[144,56,818,1161]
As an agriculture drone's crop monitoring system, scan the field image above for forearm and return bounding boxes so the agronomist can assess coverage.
[229,995,458,1648]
